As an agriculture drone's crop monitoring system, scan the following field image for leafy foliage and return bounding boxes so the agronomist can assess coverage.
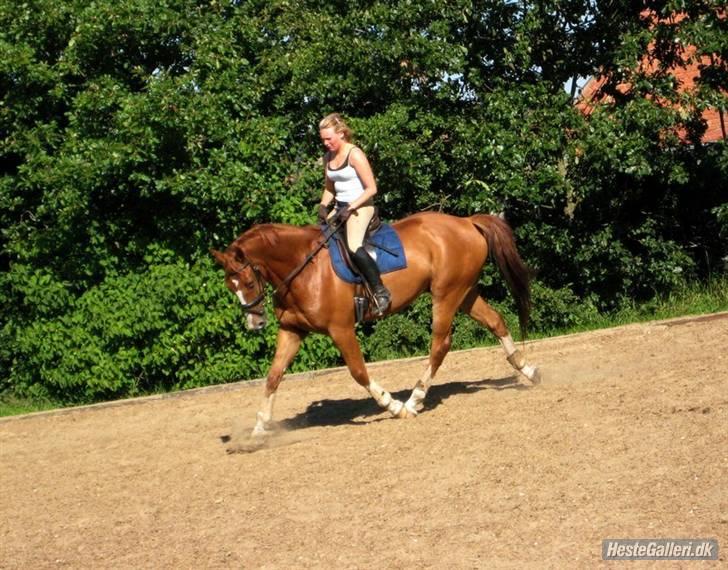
[1,0,726,404]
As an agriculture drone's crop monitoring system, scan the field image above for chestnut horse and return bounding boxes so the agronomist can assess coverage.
[212,212,540,439]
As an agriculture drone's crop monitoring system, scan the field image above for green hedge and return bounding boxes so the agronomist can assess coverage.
[1,0,726,404]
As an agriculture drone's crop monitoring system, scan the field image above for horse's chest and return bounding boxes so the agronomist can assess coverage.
[275,305,320,331]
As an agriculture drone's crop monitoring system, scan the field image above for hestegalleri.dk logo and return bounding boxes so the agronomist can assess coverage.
[602,538,718,560]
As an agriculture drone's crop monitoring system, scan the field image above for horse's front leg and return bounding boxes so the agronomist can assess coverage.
[329,326,411,418]
[251,327,306,438]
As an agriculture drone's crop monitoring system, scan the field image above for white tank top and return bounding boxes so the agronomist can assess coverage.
[326,147,365,203]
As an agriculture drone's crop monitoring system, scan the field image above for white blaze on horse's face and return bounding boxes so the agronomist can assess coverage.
[230,276,248,304]
[230,275,266,331]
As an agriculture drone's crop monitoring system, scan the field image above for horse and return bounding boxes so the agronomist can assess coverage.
[211,212,540,442]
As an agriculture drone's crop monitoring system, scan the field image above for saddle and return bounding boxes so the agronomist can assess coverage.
[323,210,407,322]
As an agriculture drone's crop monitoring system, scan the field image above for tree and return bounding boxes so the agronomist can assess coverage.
[1,0,725,404]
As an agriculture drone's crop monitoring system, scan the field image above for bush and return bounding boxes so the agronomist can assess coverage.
[7,257,274,403]
[362,296,433,362]
[528,282,600,332]
[2,1,726,406]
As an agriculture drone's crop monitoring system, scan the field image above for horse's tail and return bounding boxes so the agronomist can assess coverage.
[469,214,532,338]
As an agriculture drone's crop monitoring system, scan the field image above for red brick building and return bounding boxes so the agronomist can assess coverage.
[576,11,726,144]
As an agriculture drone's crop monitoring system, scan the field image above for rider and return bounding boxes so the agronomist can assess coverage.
[317,112,391,316]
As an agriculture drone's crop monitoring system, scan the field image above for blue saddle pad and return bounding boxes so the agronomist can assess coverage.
[326,223,407,284]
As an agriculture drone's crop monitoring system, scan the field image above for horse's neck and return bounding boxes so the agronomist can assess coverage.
[245,225,318,283]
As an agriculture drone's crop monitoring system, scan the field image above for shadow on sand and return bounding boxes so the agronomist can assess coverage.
[281,374,530,430]
[222,374,529,443]
[221,375,533,452]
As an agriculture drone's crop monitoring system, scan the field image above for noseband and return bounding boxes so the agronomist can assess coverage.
[229,261,266,314]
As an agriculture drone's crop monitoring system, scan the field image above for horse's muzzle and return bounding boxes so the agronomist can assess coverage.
[246,313,267,331]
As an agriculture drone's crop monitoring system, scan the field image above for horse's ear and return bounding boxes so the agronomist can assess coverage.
[210,249,228,267]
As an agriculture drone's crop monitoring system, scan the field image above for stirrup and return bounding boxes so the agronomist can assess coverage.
[372,287,391,316]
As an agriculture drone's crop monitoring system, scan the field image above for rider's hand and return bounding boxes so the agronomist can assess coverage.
[317,203,330,225]
[335,207,352,224]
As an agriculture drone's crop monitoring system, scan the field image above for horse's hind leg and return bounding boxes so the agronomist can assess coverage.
[404,296,458,416]
[460,288,541,384]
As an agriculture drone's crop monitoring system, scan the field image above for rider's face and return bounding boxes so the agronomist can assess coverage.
[320,127,344,153]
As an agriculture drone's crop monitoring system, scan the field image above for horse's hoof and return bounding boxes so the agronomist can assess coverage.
[227,433,270,454]
[388,400,408,418]
[394,402,417,419]
[227,439,263,454]
[529,367,542,385]
[403,401,419,418]
[226,428,273,454]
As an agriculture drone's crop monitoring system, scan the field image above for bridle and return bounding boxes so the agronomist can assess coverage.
[230,219,344,315]
[228,260,267,315]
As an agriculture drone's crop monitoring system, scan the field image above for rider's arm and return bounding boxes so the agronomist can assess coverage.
[347,148,377,211]
[320,153,335,207]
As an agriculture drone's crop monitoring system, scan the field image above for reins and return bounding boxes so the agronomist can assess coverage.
[236,219,344,310]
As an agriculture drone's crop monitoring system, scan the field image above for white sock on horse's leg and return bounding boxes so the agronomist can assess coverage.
[499,334,540,383]
[252,392,276,436]
[404,365,432,416]
[367,380,405,417]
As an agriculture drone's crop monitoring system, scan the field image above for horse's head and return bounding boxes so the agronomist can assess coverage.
[211,248,267,331]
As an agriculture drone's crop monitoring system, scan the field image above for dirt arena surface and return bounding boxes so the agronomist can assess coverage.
[2,313,727,568]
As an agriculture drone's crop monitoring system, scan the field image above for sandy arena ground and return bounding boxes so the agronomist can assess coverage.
[1,313,727,568]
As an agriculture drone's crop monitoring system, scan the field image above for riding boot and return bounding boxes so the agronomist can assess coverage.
[351,247,391,316]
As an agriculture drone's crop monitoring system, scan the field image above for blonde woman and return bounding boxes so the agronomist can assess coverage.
[317,113,391,315]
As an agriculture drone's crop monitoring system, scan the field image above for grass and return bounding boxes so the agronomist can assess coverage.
[533,276,728,340]
[2,276,727,418]
[0,394,57,418]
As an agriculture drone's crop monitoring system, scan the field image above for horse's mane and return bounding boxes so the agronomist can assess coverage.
[230,224,321,260]
[246,224,281,249]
